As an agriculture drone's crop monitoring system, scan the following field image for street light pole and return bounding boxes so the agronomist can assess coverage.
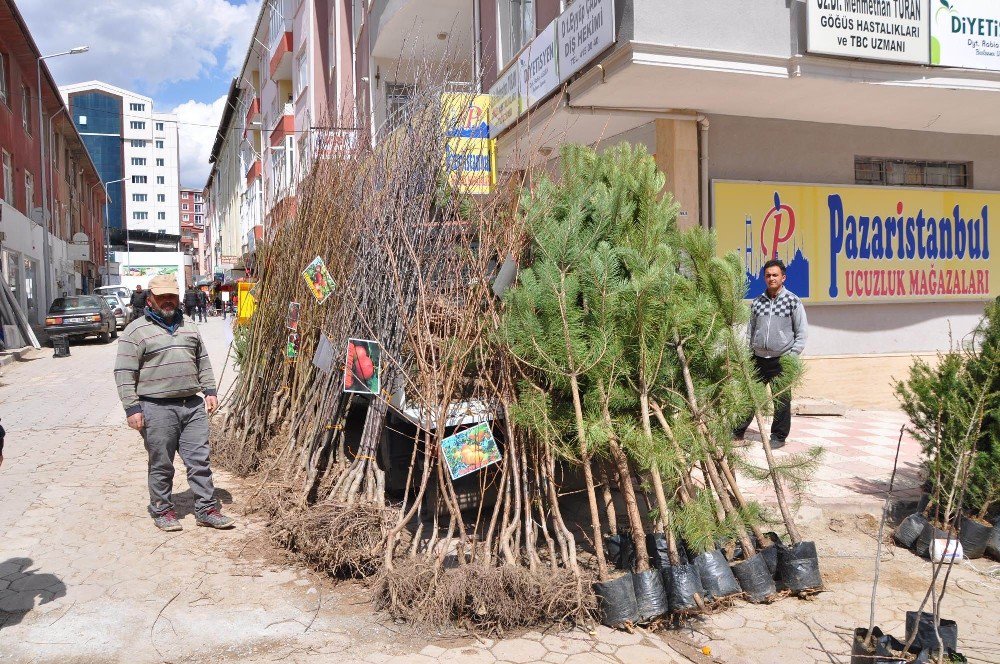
[103,177,126,284]
[36,45,89,312]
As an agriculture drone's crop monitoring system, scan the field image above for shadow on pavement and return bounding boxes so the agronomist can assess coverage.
[0,557,67,630]
[173,487,234,520]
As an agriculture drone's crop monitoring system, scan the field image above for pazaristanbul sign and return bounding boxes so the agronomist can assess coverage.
[806,0,930,64]
[713,180,996,304]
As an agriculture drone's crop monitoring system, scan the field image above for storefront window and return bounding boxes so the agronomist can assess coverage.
[498,0,535,68]
[23,257,38,320]
[3,249,20,304]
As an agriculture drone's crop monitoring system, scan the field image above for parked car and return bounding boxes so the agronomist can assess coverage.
[94,285,131,300]
[102,295,128,330]
[45,296,118,344]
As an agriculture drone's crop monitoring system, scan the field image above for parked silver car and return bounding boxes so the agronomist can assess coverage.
[102,295,128,330]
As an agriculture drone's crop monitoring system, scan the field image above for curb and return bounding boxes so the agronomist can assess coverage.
[0,346,38,367]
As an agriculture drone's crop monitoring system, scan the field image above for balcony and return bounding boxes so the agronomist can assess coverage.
[370,0,472,61]
[245,97,261,129]
[269,104,294,147]
[246,158,262,187]
[269,31,293,81]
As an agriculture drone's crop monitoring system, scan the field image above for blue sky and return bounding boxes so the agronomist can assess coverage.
[20,0,262,188]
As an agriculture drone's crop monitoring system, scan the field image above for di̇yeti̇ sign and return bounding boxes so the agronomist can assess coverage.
[713,181,997,304]
[930,0,1000,69]
[489,0,615,138]
[807,0,930,64]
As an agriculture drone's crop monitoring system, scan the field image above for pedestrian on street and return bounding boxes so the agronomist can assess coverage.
[182,288,200,321]
[114,274,234,532]
[0,418,5,469]
[128,285,147,324]
[196,288,208,322]
[733,259,808,449]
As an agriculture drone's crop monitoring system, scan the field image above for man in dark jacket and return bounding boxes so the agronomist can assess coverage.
[128,285,147,324]
[195,288,208,322]
[734,259,808,448]
[183,288,200,319]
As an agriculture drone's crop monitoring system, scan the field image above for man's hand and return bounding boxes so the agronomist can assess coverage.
[205,395,219,414]
[127,412,145,431]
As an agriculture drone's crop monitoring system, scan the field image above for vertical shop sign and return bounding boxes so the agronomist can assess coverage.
[488,65,524,138]
[807,0,930,64]
[931,0,1000,69]
[442,93,496,195]
[521,21,560,108]
[557,0,616,80]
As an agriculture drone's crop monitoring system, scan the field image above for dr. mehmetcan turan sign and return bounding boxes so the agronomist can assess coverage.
[807,0,930,64]
[713,181,997,303]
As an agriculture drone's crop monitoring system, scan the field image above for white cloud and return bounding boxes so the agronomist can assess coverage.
[21,0,260,92]
[172,95,230,189]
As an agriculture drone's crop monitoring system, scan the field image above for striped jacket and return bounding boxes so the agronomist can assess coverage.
[114,312,217,416]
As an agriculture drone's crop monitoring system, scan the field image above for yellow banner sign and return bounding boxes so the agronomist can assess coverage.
[441,93,495,195]
[713,181,996,304]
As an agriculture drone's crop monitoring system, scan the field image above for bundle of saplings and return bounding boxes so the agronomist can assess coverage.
[895,301,1000,560]
[501,143,824,628]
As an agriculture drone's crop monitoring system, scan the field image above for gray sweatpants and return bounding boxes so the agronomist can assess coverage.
[139,395,218,517]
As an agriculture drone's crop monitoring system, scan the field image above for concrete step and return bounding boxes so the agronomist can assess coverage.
[792,397,847,416]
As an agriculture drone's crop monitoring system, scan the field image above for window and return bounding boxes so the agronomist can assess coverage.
[0,52,7,104]
[182,192,189,199]
[195,215,203,223]
[155,122,164,132]
[182,203,189,211]
[295,49,308,97]
[498,0,535,67]
[133,211,148,220]
[130,139,146,148]
[156,176,165,184]
[132,175,147,184]
[195,194,203,202]
[130,120,146,130]
[183,214,190,221]
[385,83,415,129]
[157,193,165,202]
[131,157,146,166]
[77,115,87,125]
[157,211,166,220]
[194,204,203,213]
[155,140,164,149]
[155,158,164,167]
[129,102,146,112]
[855,157,971,188]
[24,170,33,211]
[2,151,11,205]
[132,193,147,202]
[21,85,30,133]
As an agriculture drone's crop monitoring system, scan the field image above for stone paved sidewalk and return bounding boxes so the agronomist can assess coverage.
[0,318,695,664]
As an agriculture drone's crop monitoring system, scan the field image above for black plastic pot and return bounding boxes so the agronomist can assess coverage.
[905,611,958,654]
[646,533,671,570]
[957,514,992,559]
[731,552,777,603]
[593,574,639,627]
[777,541,823,593]
[665,564,704,614]
[912,522,949,559]
[851,627,921,664]
[987,517,1000,560]
[606,533,637,571]
[631,568,668,622]
[894,512,929,549]
[693,549,741,601]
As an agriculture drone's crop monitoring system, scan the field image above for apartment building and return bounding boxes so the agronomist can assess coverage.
[205,0,355,279]
[0,0,106,330]
[179,186,207,284]
[60,80,184,289]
